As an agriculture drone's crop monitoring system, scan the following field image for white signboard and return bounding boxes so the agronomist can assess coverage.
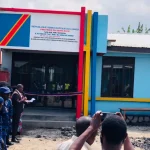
[30,13,80,52]
[0,11,81,52]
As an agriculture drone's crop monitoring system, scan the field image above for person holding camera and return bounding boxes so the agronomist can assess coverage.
[69,111,134,150]
[57,116,97,150]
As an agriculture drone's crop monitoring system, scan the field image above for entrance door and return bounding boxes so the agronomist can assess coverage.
[30,63,46,92]
[12,52,78,109]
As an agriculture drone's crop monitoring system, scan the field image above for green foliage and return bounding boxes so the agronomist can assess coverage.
[122,27,125,33]
[132,29,135,33]
[127,25,131,33]
[119,22,150,34]
[145,26,150,34]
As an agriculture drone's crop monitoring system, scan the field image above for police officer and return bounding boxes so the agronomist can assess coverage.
[0,97,7,150]
[0,87,12,147]
[5,98,13,146]
[0,96,8,150]
[0,84,13,146]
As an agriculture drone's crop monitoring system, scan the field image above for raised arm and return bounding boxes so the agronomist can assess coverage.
[116,112,134,150]
[69,111,102,150]
[124,135,134,150]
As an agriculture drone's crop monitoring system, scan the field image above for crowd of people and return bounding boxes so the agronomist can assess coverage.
[0,83,26,150]
[0,82,135,150]
[58,111,135,150]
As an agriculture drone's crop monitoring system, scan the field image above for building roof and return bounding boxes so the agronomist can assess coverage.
[108,33,150,48]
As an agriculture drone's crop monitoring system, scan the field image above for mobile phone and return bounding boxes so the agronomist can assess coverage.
[101,112,115,121]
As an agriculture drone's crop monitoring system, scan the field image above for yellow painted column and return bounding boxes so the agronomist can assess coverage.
[83,10,92,116]
[82,54,86,111]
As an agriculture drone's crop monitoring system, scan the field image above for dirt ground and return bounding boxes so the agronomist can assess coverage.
[9,126,150,150]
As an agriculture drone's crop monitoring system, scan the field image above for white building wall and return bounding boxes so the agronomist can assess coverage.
[1,50,12,84]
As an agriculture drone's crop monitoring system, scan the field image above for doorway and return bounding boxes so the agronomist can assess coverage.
[11,52,78,109]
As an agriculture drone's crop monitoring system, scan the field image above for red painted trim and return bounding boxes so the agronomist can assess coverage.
[76,7,85,119]
[0,50,2,65]
[0,7,81,15]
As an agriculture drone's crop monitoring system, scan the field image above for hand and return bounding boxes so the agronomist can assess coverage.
[24,97,27,100]
[20,98,26,102]
[90,111,102,130]
[22,97,27,101]
[1,139,5,149]
[116,112,124,120]
[25,100,30,104]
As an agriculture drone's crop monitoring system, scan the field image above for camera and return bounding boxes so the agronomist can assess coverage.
[101,112,116,121]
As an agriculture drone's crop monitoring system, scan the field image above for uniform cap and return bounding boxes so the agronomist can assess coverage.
[0,87,11,94]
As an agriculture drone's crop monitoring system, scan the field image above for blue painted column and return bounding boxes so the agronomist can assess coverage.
[97,15,108,54]
[91,12,98,116]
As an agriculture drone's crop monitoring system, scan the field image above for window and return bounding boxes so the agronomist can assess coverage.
[101,57,135,97]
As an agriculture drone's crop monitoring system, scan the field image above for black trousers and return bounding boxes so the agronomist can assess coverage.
[12,112,21,139]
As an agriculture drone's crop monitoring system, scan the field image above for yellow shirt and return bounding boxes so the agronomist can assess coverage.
[57,136,92,150]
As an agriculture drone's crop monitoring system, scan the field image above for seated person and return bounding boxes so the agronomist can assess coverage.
[69,111,134,150]
[57,116,97,150]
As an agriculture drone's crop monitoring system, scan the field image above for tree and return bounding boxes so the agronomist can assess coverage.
[145,26,150,34]
[132,29,135,33]
[127,25,131,33]
[121,27,125,33]
[119,22,150,34]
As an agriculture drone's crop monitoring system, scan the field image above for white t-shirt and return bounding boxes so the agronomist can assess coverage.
[57,136,92,150]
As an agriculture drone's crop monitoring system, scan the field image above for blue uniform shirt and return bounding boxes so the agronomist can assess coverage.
[0,114,2,142]
[0,106,9,136]
[4,99,13,133]
[4,99,13,119]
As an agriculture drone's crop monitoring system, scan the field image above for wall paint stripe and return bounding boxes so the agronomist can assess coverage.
[0,50,2,64]
[83,10,92,116]
[76,7,86,119]
[97,15,108,53]
[91,12,98,116]
[0,7,81,15]
[88,97,150,103]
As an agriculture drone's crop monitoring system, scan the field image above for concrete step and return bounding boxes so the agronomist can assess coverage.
[23,120,76,129]
[22,114,75,121]
[22,108,76,129]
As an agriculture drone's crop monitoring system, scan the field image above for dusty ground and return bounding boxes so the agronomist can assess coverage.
[9,126,150,150]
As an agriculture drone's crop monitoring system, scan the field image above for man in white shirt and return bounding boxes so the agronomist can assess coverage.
[69,112,134,150]
[57,116,97,150]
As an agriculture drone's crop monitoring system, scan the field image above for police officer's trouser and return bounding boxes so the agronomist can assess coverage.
[12,112,20,140]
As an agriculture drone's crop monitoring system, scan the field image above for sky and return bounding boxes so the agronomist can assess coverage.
[1,0,150,33]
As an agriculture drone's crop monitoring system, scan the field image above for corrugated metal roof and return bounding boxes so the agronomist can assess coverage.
[108,33,150,48]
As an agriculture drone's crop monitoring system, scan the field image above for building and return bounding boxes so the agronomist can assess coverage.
[88,33,150,115]
[0,7,108,119]
[1,7,149,119]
